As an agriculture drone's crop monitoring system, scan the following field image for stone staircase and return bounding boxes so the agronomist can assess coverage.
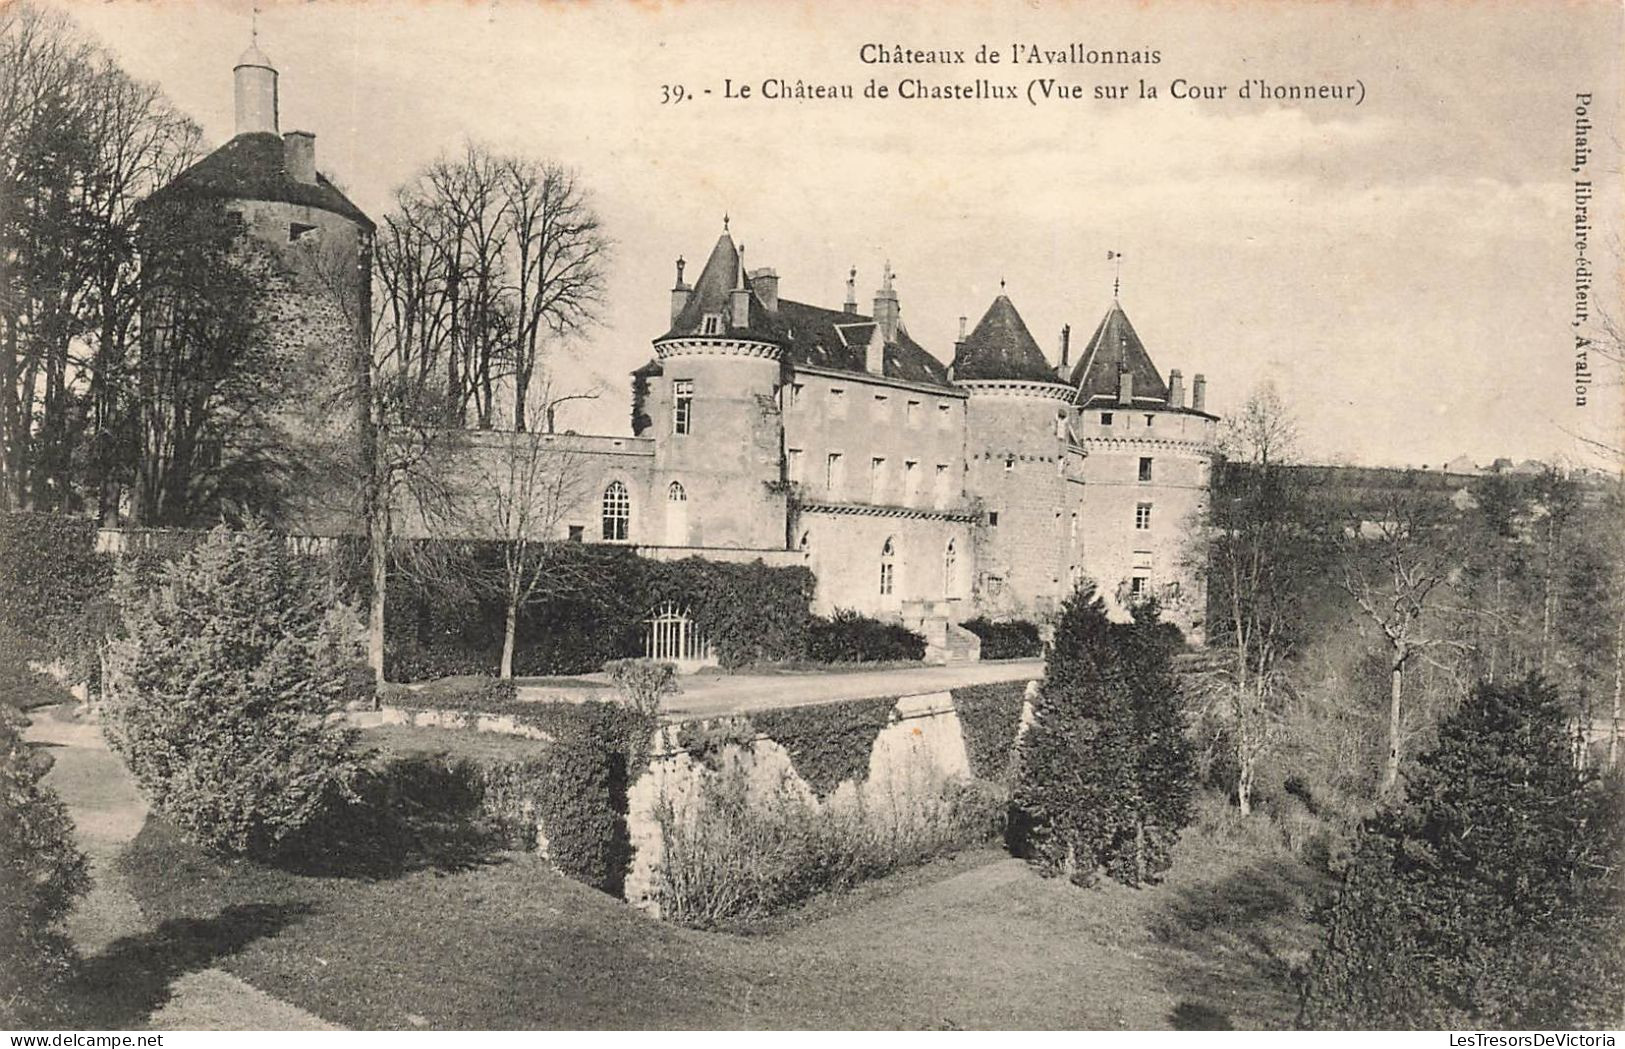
[900,599,982,665]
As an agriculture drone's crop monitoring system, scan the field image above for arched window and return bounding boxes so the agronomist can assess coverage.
[943,538,957,594]
[601,481,630,541]
[667,481,686,502]
[663,480,689,545]
[879,536,896,596]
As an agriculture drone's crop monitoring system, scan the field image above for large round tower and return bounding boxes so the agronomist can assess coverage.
[139,35,375,532]
[953,293,1081,620]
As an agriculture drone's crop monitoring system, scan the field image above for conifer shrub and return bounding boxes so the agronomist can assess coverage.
[1299,677,1625,1029]
[0,680,90,1027]
[101,522,368,859]
[1008,585,1195,886]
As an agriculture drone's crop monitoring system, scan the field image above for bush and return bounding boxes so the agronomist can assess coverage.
[1,698,90,1026]
[101,522,368,859]
[0,659,78,713]
[960,617,1043,660]
[1300,677,1625,1029]
[603,658,678,717]
[806,609,926,663]
[653,753,1003,928]
[1008,586,1195,887]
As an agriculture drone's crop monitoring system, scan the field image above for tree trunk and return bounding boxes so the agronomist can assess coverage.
[368,496,389,689]
[500,599,518,680]
[1384,660,1404,794]
[1237,752,1254,816]
[1611,611,1622,770]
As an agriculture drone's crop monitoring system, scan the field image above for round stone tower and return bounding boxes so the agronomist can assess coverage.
[953,293,1080,620]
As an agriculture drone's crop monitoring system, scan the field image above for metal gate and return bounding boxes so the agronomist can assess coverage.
[643,602,716,671]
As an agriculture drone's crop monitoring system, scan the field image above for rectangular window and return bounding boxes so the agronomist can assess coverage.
[903,460,920,501]
[1130,574,1149,597]
[934,463,951,505]
[1139,456,1153,482]
[937,402,953,429]
[988,510,1000,527]
[702,314,722,335]
[790,383,804,407]
[906,400,921,427]
[673,379,693,435]
[829,387,846,417]
[567,525,584,542]
[873,393,889,417]
[1100,412,1114,425]
[826,452,844,492]
[787,448,803,482]
[870,457,886,501]
[1135,502,1152,530]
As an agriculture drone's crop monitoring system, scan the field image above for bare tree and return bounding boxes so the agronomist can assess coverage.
[454,427,593,678]
[1338,494,1465,795]
[497,156,608,432]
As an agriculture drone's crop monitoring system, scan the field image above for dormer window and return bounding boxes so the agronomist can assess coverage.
[702,314,723,335]
[288,221,318,243]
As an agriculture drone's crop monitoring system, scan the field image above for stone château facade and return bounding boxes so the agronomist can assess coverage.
[153,40,1219,650]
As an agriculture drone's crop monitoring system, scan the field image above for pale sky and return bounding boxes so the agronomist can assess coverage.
[50,0,1625,469]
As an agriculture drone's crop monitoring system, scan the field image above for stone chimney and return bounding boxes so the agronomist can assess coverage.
[729,243,751,329]
[670,256,690,323]
[872,261,900,341]
[1056,324,1071,381]
[1118,363,1134,405]
[1167,368,1184,408]
[234,43,279,136]
[283,131,316,184]
[749,268,779,312]
[844,267,858,314]
[1192,373,1207,413]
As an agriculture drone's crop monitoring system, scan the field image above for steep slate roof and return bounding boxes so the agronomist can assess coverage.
[1069,300,1169,404]
[146,132,374,229]
[659,232,953,390]
[952,294,1060,383]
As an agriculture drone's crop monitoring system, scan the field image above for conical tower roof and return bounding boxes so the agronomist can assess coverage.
[952,294,1059,383]
[1069,300,1169,404]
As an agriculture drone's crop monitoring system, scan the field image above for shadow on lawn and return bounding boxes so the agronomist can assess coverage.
[1146,850,1324,1030]
[70,902,315,1028]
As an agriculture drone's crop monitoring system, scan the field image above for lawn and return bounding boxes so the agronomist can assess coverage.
[116,805,1325,1030]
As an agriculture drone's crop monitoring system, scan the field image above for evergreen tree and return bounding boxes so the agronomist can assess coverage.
[102,521,367,858]
[1009,584,1195,886]
[1113,600,1196,885]
[1300,677,1625,1029]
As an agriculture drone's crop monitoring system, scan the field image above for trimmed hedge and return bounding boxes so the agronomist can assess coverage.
[384,543,818,678]
[0,513,110,673]
[806,609,926,664]
[950,681,1030,784]
[960,617,1043,660]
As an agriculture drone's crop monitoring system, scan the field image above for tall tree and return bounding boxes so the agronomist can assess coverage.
[1200,381,1327,813]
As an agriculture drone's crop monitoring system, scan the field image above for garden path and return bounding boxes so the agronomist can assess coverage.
[25,707,342,1031]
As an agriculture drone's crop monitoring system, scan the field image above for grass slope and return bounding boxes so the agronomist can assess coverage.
[118,807,1322,1030]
